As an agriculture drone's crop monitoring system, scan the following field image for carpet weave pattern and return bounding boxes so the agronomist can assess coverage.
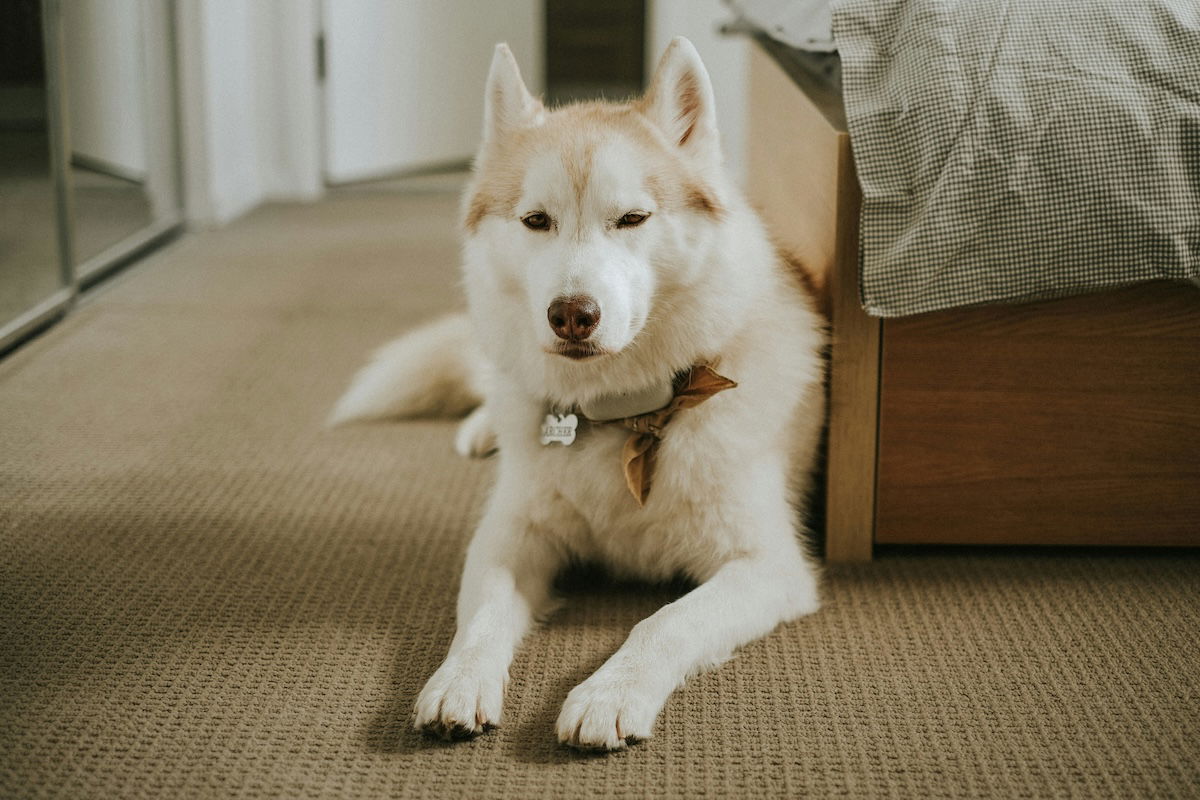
[2,192,1197,798]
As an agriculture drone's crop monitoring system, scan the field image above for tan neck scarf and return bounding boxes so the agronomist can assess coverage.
[611,365,737,506]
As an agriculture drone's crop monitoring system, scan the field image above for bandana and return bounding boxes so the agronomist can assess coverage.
[612,365,737,506]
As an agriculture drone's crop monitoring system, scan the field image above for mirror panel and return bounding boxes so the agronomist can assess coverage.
[0,0,69,336]
[62,0,179,276]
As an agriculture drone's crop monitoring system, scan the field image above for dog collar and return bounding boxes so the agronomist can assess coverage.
[539,365,737,506]
[578,378,676,422]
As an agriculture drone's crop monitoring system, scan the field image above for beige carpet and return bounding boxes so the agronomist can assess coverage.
[1,190,1198,799]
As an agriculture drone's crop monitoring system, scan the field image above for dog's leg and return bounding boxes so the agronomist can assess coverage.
[556,548,818,751]
[454,403,497,458]
[414,505,559,740]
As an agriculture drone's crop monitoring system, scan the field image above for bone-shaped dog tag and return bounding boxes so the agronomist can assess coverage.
[539,413,578,446]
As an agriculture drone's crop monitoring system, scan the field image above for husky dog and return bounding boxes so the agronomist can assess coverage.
[331,38,826,751]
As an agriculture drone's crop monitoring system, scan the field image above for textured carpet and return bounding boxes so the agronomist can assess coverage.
[1,190,1198,799]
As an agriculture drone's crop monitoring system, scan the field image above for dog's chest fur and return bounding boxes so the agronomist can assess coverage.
[493,375,787,584]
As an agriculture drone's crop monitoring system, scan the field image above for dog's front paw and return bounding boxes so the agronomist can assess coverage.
[556,670,659,751]
[454,405,497,458]
[413,656,505,741]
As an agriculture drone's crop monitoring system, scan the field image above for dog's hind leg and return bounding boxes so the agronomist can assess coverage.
[556,534,819,751]
[413,500,560,740]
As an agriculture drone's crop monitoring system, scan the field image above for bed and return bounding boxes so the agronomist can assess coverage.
[734,0,1200,559]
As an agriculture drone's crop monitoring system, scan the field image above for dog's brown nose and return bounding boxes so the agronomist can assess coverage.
[547,295,601,341]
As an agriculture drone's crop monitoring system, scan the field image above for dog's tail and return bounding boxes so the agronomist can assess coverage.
[327,313,484,426]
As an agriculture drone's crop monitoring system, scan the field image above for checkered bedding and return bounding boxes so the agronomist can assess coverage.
[831,0,1200,317]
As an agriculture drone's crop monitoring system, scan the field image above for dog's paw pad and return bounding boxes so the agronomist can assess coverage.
[555,675,657,752]
[420,719,484,741]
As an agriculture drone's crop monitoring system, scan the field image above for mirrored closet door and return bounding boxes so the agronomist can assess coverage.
[0,0,71,345]
[0,0,181,354]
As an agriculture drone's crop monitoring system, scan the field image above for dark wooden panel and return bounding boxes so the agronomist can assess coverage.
[544,0,644,103]
[876,281,1200,546]
[0,0,45,84]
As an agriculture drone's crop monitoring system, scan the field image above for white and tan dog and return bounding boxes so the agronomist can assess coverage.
[331,38,826,751]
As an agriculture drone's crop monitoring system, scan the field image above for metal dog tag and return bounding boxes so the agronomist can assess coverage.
[539,413,578,446]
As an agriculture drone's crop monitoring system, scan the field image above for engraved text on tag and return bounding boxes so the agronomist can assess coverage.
[540,413,578,446]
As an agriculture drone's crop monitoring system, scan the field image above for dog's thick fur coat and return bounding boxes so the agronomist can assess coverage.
[331,38,826,751]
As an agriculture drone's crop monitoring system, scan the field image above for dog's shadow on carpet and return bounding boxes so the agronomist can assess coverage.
[363,564,690,761]
[359,606,455,756]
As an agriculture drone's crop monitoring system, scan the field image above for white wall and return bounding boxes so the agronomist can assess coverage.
[649,0,748,184]
[322,0,542,184]
[177,0,322,226]
[62,0,148,179]
[254,4,323,202]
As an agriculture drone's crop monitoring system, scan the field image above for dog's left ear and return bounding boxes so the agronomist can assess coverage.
[638,37,720,162]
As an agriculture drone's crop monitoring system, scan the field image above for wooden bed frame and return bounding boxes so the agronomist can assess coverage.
[746,41,1200,561]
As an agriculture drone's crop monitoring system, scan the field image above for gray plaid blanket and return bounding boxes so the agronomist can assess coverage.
[832,0,1200,317]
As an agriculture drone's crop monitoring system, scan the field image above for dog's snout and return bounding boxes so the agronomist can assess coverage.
[547,296,601,341]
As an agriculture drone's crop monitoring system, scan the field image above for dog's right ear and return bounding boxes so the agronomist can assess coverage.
[483,43,544,144]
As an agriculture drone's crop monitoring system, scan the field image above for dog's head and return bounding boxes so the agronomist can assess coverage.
[461,38,728,374]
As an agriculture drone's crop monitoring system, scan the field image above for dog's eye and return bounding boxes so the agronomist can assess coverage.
[616,211,650,228]
[521,212,551,231]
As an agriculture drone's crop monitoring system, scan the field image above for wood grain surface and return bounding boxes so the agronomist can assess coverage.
[876,282,1200,546]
